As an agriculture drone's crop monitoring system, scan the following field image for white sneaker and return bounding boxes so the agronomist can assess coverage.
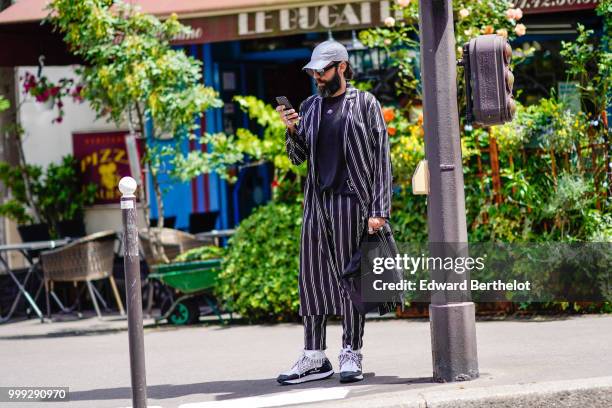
[338,345,363,383]
[276,350,334,385]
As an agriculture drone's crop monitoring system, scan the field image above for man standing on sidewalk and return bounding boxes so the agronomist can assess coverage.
[275,40,394,385]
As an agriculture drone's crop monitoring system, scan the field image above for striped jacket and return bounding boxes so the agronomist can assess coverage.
[285,83,395,316]
[285,83,393,220]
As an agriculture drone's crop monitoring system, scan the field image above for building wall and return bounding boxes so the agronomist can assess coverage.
[16,66,119,167]
[13,66,147,239]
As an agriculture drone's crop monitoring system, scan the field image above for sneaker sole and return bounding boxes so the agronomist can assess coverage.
[339,373,364,383]
[279,370,334,385]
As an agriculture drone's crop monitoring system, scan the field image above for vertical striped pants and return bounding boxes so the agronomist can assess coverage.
[303,296,365,350]
[303,187,366,350]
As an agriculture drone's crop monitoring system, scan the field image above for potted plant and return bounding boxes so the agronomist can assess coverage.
[0,161,51,242]
[37,156,97,238]
[0,156,96,240]
[21,71,83,124]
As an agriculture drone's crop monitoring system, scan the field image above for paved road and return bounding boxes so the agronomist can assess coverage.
[0,314,610,407]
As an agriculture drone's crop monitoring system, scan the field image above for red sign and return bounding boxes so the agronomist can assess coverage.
[72,131,145,205]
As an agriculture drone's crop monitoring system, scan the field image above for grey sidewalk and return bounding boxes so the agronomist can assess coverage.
[0,313,610,407]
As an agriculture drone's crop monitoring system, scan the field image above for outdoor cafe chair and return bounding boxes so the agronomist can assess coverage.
[138,227,206,266]
[40,230,125,319]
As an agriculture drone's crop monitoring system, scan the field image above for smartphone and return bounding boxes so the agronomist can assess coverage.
[275,96,294,111]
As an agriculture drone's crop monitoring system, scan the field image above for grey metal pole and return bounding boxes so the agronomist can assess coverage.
[417,0,479,382]
[119,177,148,407]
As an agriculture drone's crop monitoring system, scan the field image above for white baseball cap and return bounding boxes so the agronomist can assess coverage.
[302,40,349,71]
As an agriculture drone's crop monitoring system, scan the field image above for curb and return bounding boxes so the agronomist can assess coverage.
[309,376,612,408]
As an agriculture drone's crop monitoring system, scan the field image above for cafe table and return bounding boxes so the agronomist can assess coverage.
[0,238,71,323]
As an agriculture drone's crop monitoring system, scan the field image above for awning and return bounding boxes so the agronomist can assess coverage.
[0,0,600,26]
[0,0,398,65]
[0,0,310,65]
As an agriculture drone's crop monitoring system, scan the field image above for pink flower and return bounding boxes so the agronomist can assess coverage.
[36,89,50,102]
[384,38,392,46]
[71,85,85,103]
[384,17,395,27]
[513,8,523,20]
[459,8,470,19]
[396,0,411,7]
[514,23,527,36]
[506,8,523,21]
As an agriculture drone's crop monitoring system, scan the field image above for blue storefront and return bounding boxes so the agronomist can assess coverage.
[146,1,402,232]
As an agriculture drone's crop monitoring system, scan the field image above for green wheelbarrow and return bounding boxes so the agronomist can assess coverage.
[147,259,226,325]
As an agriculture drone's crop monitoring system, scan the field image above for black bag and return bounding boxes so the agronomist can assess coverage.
[341,221,404,315]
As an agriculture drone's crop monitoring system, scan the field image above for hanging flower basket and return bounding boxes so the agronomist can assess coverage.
[21,71,85,124]
[34,97,55,112]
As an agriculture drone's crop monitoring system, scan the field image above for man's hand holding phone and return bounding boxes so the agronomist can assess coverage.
[276,96,300,134]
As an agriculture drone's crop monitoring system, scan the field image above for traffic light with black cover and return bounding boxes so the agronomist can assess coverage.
[462,34,516,126]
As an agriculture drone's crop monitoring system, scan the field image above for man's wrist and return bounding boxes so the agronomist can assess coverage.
[369,211,390,219]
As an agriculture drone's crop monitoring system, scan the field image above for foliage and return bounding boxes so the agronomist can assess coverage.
[174,245,227,262]
[20,71,83,123]
[38,156,98,228]
[47,0,222,140]
[0,95,8,112]
[390,187,428,243]
[358,0,525,104]
[0,162,40,225]
[171,95,307,203]
[542,173,595,241]
[47,0,223,245]
[215,201,302,322]
[385,105,424,184]
[355,0,610,247]
[0,156,96,236]
[462,96,610,243]
[47,0,223,262]
[560,22,611,118]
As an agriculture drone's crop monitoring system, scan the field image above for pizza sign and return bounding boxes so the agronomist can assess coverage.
[72,131,144,205]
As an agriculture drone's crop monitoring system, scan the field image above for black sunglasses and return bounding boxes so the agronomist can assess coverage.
[306,61,340,77]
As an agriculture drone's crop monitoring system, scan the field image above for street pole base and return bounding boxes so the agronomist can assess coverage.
[429,302,479,382]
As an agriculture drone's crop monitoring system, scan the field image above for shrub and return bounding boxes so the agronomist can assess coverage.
[215,201,302,322]
[174,245,227,262]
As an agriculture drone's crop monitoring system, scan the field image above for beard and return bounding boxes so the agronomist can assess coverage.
[316,69,342,98]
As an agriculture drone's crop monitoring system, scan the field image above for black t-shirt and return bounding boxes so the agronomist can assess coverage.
[316,91,352,194]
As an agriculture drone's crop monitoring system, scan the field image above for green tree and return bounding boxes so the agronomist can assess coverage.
[173,95,307,203]
[47,0,223,261]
